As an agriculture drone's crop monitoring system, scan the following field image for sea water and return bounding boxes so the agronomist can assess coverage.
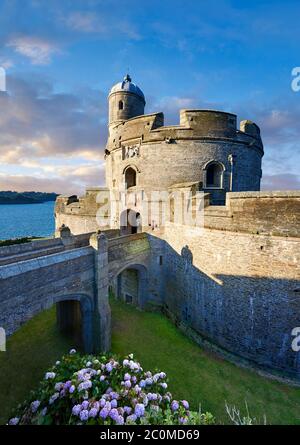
[0,201,55,240]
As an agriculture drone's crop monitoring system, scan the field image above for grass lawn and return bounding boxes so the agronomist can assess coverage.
[0,307,73,424]
[110,297,300,425]
[1,298,300,425]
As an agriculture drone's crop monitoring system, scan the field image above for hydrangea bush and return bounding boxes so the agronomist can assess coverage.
[8,350,214,425]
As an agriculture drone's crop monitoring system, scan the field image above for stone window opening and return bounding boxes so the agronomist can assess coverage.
[125,167,137,189]
[119,100,124,110]
[205,162,224,188]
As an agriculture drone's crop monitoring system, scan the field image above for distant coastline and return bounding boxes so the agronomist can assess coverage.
[0,191,59,205]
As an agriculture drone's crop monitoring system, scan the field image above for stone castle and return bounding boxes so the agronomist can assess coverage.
[56,74,264,233]
[1,75,299,380]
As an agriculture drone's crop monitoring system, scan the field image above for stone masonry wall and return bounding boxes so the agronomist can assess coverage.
[0,247,95,336]
[161,222,300,377]
[107,233,164,309]
[204,191,300,237]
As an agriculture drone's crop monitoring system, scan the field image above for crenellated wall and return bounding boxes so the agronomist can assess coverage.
[55,188,113,235]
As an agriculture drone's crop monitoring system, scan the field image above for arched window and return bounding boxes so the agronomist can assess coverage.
[119,100,124,110]
[125,167,136,189]
[205,162,224,188]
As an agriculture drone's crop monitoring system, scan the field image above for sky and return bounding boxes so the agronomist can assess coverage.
[0,0,299,195]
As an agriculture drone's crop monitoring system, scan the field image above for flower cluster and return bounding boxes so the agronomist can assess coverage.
[8,350,214,426]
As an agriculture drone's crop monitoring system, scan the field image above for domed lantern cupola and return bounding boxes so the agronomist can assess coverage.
[108,74,145,127]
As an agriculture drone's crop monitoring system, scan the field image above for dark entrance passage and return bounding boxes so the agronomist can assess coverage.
[120,209,141,235]
[116,264,148,308]
[56,300,83,350]
[117,268,139,305]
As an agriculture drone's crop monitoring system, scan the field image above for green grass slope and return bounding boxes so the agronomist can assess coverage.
[1,299,300,425]
[111,297,300,425]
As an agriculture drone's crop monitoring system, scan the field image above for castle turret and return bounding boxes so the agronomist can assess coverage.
[108,74,145,128]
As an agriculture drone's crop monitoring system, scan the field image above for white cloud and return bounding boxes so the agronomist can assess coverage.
[65,11,103,33]
[0,59,14,69]
[63,10,141,40]
[7,36,60,65]
[0,74,107,161]
[0,162,105,195]
[0,73,107,194]
[262,173,300,191]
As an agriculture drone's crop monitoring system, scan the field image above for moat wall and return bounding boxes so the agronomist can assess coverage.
[160,192,300,378]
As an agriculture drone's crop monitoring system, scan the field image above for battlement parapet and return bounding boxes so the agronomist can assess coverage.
[107,109,263,153]
[55,187,110,217]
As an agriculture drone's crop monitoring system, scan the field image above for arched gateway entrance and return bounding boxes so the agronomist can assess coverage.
[116,264,148,308]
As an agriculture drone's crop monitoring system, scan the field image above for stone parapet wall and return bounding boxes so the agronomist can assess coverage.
[55,187,112,234]
[55,190,300,239]
[0,237,62,258]
[0,230,120,266]
[204,191,300,237]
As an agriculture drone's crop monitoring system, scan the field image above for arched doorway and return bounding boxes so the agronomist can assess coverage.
[120,209,141,235]
[55,295,93,353]
[116,264,148,308]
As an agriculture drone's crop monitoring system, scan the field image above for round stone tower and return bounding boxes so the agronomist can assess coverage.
[104,76,264,232]
[108,74,145,128]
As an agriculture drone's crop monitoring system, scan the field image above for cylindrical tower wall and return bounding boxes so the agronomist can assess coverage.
[106,139,262,194]
[108,91,145,126]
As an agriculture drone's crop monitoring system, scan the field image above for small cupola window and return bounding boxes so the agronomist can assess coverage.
[119,100,124,110]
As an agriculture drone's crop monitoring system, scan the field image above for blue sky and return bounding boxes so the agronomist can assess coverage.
[0,0,299,194]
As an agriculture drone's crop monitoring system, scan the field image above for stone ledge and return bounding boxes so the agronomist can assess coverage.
[0,238,62,258]
[227,190,300,199]
[0,245,65,266]
[0,246,93,279]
